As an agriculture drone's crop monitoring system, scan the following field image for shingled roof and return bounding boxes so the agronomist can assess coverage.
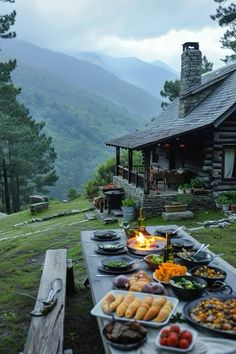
[106,62,236,150]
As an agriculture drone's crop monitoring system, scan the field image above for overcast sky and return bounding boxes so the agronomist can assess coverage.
[1,0,232,70]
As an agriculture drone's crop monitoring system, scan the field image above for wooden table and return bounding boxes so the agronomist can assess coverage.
[81,227,236,354]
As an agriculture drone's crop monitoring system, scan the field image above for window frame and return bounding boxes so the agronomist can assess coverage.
[222,144,236,181]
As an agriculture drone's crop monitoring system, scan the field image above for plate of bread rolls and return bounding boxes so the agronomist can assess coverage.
[91,290,178,328]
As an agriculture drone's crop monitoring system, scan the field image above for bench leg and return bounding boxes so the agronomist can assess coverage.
[83,276,90,287]
[66,259,75,295]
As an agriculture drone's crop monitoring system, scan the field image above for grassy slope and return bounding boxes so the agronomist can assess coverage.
[0,201,235,353]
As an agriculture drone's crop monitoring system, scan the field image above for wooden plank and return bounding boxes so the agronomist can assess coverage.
[23,249,67,354]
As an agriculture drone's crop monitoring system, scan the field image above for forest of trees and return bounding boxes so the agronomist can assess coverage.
[0,0,57,213]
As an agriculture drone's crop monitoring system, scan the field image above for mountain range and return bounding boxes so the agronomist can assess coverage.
[1,40,177,198]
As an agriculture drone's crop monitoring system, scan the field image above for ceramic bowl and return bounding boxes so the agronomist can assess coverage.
[189,265,227,287]
[144,254,164,270]
[169,275,207,301]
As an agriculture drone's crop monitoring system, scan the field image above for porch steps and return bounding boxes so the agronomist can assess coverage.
[111,209,123,217]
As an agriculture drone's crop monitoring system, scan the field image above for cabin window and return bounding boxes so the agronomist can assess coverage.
[151,150,159,163]
[223,146,236,179]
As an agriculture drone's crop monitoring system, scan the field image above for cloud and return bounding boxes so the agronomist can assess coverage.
[2,0,228,69]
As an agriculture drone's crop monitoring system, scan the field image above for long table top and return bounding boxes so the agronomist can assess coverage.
[81,226,236,354]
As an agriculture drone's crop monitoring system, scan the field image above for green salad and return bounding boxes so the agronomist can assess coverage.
[171,277,205,289]
[150,254,164,264]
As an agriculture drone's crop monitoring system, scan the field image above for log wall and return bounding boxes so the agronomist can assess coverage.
[211,114,236,192]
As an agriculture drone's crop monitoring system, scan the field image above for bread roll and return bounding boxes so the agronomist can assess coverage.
[109,294,124,312]
[153,301,173,322]
[116,293,135,317]
[125,298,141,318]
[134,295,153,320]
[102,293,115,314]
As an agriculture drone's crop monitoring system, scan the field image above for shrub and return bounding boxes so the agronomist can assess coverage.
[190,178,203,188]
[121,198,136,207]
[176,194,193,205]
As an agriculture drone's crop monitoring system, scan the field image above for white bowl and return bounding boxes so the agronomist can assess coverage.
[155,325,198,352]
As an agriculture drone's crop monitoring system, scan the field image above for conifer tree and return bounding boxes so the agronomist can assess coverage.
[0,0,57,212]
[211,0,236,63]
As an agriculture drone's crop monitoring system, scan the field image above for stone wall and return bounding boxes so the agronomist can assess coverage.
[113,176,215,217]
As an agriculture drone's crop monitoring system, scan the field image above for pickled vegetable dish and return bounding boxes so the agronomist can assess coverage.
[193,266,225,278]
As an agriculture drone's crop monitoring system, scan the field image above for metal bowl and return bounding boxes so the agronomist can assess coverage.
[177,250,213,267]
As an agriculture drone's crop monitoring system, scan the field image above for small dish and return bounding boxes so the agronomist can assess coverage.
[155,325,198,352]
[103,320,147,351]
[98,242,125,252]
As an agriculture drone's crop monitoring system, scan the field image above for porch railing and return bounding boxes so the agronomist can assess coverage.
[118,165,144,188]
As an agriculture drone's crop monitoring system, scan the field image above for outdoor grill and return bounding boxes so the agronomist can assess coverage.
[126,232,166,256]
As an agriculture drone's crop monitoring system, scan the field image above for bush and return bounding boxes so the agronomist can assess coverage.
[121,198,136,207]
[176,194,193,205]
[190,178,203,188]
[67,187,79,201]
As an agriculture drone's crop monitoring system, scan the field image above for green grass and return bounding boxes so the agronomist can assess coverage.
[0,200,235,353]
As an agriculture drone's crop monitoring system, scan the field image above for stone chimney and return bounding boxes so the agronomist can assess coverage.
[179,42,202,117]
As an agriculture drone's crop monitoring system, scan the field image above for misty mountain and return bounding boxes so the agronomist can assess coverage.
[71,51,178,98]
[10,60,144,198]
[2,40,161,118]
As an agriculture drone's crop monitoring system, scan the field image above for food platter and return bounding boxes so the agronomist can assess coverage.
[91,289,178,328]
[98,262,140,274]
[183,295,236,339]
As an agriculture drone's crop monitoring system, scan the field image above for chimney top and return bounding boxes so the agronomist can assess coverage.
[182,42,199,51]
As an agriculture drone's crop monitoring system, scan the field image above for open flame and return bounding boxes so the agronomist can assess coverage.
[135,232,157,248]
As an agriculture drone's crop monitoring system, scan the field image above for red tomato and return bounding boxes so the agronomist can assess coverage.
[167,333,179,347]
[161,328,170,337]
[160,337,168,346]
[179,338,190,349]
[169,324,181,334]
[181,330,192,343]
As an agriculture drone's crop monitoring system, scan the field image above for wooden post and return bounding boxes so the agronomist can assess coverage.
[116,147,120,176]
[143,149,150,194]
[128,149,133,183]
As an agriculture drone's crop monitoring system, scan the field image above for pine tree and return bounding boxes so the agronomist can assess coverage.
[211,0,236,63]
[0,0,57,212]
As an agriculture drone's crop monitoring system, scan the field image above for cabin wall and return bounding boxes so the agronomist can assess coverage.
[156,131,214,187]
[210,114,236,193]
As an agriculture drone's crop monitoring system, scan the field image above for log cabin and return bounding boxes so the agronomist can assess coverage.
[106,42,236,215]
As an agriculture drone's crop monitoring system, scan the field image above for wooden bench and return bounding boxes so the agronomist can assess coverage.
[20,249,73,354]
[30,201,49,213]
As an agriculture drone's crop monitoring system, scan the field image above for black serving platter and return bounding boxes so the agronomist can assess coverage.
[94,230,117,239]
[176,250,213,267]
[171,238,194,251]
[154,227,181,238]
[101,256,135,271]
[98,262,140,275]
[183,294,236,339]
